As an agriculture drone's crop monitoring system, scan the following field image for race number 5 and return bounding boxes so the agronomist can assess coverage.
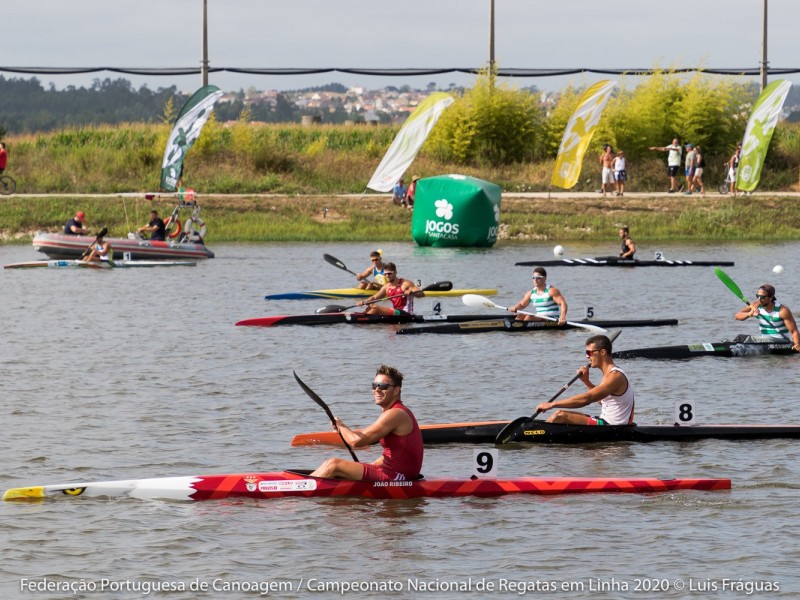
[473,449,498,478]
[674,400,696,425]
[584,306,595,319]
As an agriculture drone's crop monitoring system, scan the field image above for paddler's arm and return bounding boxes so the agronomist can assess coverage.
[334,410,408,448]
[355,284,387,307]
[405,280,424,297]
[508,291,532,313]
[779,306,800,350]
[734,304,760,321]
[549,286,568,325]
[536,369,624,413]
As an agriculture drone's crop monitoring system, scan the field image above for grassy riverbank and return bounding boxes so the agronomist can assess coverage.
[2,193,799,244]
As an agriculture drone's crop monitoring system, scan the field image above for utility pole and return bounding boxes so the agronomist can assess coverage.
[201,0,209,86]
[488,0,496,74]
[760,0,768,91]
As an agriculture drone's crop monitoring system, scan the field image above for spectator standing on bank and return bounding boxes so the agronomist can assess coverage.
[612,150,627,196]
[683,144,697,195]
[649,138,683,193]
[599,145,615,196]
[693,145,706,197]
[728,143,742,196]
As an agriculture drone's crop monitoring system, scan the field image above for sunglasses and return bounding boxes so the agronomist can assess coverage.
[532,275,545,280]
[756,294,770,299]
[371,258,380,262]
[585,349,601,358]
[384,271,396,276]
[371,382,395,391]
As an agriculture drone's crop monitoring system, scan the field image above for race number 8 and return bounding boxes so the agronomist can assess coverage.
[674,400,696,425]
[473,449,498,478]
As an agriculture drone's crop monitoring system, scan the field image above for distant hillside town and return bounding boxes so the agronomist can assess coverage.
[212,82,546,125]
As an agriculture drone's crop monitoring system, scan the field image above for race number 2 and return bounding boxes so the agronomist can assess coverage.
[675,400,696,425]
[473,449,498,478]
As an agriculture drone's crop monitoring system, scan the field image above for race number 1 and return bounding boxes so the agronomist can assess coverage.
[674,400,696,425]
[473,449,498,478]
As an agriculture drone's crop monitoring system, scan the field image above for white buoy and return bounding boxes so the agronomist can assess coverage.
[553,245,565,257]
[773,265,784,274]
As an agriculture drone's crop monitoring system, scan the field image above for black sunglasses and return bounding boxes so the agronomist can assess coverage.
[372,382,395,391]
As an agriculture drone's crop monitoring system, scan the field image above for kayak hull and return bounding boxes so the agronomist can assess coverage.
[292,421,800,446]
[4,259,196,269]
[515,257,734,267]
[396,318,678,335]
[32,232,214,260]
[237,313,510,327]
[3,470,730,502]
[614,337,798,359]
[264,288,498,300]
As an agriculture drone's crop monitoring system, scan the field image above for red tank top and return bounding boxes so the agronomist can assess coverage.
[379,401,423,480]
[386,278,412,312]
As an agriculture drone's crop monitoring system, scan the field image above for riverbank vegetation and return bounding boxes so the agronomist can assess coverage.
[2,71,800,196]
[2,193,800,244]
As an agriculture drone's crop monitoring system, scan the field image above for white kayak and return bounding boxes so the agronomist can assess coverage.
[4,259,197,270]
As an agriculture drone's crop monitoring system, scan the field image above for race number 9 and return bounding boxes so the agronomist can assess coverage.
[473,449,498,478]
[674,400,696,425]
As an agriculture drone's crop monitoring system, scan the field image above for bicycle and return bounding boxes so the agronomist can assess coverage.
[718,164,734,195]
[0,173,16,195]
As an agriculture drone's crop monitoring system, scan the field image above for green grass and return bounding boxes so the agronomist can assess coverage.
[2,194,799,244]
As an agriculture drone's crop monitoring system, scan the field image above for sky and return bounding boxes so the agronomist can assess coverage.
[2,0,799,95]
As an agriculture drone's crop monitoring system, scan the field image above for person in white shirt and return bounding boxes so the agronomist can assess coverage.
[535,335,635,426]
[649,138,683,193]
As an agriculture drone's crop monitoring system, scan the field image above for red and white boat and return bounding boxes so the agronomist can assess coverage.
[3,470,731,502]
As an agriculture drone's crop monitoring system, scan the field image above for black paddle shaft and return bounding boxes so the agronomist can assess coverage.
[293,371,359,462]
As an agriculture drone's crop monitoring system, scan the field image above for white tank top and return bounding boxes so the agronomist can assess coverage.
[599,366,635,425]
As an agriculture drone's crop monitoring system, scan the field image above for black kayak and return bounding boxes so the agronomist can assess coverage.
[515,256,734,267]
[613,335,798,359]
[236,313,508,327]
[396,317,678,335]
[292,419,800,446]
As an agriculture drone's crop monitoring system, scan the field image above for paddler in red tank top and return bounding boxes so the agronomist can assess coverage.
[355,262,424,315]
[310,365,424,481]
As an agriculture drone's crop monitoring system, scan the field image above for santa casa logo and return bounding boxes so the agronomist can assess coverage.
[425,199,460,236]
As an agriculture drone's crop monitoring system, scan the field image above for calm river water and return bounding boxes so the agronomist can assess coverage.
[1,239,799,598]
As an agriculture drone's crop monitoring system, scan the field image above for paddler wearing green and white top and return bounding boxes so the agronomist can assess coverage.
[734,283,800,351]
[507,266,568,324]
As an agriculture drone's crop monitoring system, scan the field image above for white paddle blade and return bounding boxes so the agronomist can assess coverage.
[462,294,504,310]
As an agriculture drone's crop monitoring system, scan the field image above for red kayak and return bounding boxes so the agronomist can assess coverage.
[3,470,730,502]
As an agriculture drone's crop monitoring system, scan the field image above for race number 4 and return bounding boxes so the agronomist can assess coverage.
[473,449,498,478]
[674,400,696,425]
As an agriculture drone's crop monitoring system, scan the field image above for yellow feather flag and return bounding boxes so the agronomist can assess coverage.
[550,80,616,190]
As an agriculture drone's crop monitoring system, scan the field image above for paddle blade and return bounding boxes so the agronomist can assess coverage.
[715,267,749,305]
[293,371,335,423]
[315,305,348,314]
[462,293,504,310]
[323,253,348,271]
[495,411,543,445]
[292,370,359,462]
[421,280,453,292]
[96,227,109,239]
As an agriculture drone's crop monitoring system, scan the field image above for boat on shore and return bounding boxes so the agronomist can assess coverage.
[4,259,197,269]
[515,256,734,267]
[613,335,798,360]
[292,420,800,446]
[32,232,214,261]
[32,200,214,261]
[265,287,498,301]
[396,317,678,335]
[3,470,730,502]
[236,313,510,327]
